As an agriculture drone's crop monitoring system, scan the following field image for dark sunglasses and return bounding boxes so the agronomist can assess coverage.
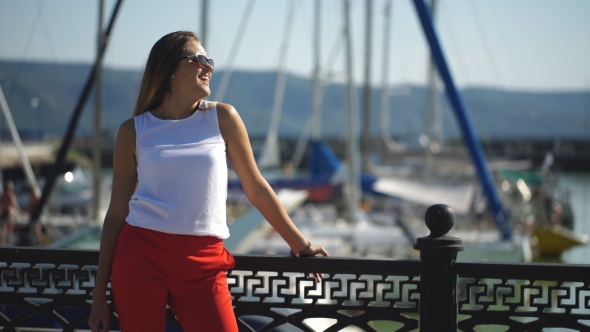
[178,53,214,71]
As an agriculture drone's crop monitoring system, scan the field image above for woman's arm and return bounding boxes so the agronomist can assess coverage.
[89,118,138,332]
[9,193,25,216]
[218,103,327,257]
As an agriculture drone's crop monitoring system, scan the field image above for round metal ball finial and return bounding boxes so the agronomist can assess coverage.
[415,204,463,252]
[425,204,455,237]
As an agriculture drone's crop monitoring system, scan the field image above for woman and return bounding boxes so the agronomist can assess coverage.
[0,181,25,246]
[89,31,328,332]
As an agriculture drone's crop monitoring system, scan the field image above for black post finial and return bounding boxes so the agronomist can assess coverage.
[424,203,455,238]
[414,204,464,332]
[416,204,462,249]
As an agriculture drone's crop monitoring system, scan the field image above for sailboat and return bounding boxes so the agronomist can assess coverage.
[498,167,588,257]
[366,0,586,261]
[0,83,94,246]
[226,0,412,259]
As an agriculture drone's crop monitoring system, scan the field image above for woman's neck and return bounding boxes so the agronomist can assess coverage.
[154,97,201,120]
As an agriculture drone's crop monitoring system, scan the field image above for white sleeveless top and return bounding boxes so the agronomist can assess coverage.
[126,100,229,239]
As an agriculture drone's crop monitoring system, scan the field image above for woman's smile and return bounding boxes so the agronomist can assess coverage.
[198,72,210,85]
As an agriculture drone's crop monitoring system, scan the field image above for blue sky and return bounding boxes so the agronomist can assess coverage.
[1,0,589,91]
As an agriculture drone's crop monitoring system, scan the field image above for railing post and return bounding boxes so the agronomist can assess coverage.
[414,204,464,332]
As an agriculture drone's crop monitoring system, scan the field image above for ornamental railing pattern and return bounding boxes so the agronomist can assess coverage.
[230,256,420,331]
[0,249,421,332]
[456,262,590,331]
[0,250,102,332]
[2,204,590,332]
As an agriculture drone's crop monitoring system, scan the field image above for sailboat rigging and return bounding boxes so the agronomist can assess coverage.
[213,0,256,102]
[343,0,361,223]
[380,0,406,152]
[0,85,41,196]
[27,0,125,235]
[361,0,373,173]
[290,0,323,171]
[424,0,442,172]
[257,0,298,169]
[412,0,512,240]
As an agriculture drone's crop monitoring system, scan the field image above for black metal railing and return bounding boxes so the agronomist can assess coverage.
[230,256,421,331]
[455,262,590,331]
[1,204,589,332]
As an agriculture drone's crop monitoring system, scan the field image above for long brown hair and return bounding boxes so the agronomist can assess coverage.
[132,31,200,116]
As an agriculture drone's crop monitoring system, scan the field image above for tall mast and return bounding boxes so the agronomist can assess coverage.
[380,0,392,142]
[380,1,406,152]
[425,0,440,172]
[92,0,105,221]
[585,78,589,136]
[310,0,322,141]
[361,0,373,172]
[343,0,360,222]
[257,0,297,168]
[291,0,321,170]
[0,86,40,196]
[200,0,209,47]
[291,0,323,170]
[379,1,395,149]
[412,0,512,240]
[214,0,256,102]
[29,0,125,228]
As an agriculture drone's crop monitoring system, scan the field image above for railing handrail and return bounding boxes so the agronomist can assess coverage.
[5,247,587,284]
[455,261,590,281]
[0,247,99,265]
[234,254,422,274]
[0,247,422,275]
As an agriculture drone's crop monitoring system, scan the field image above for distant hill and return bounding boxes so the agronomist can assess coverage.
[0,60,587,142]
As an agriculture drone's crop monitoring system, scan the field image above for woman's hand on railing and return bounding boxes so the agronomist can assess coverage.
[305,245,329,258]
[295,244,329,282]
[89,297,110,332]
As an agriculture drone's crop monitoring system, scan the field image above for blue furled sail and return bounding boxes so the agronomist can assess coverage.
[411,0,512,240]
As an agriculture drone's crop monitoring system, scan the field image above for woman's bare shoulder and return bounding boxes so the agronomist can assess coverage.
[216,102,239,121]
[116,118,136,143]
[216,103,247,143]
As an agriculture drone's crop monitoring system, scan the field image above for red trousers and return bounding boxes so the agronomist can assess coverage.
[111,223,238,332]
